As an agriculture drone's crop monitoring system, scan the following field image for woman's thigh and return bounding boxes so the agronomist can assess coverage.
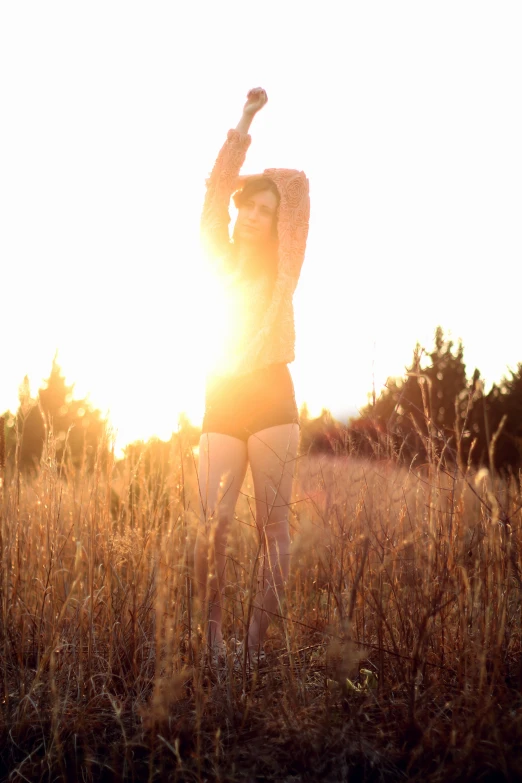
[197,432,248,521]
[247,423,300,527]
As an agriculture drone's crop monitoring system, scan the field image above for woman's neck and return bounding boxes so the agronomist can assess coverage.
[235,244,262,276]
[233,239,278,280]
[236,242,263,266]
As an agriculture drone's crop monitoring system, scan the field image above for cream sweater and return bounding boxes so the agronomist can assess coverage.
[201,129,310,379]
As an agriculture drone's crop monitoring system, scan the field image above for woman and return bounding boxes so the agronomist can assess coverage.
[194,87,310,669]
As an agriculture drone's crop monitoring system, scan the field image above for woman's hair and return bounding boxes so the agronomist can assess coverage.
[229,176,280,281]
[232,176,280,238]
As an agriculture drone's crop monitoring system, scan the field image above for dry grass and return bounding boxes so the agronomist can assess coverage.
[1,427,521,782]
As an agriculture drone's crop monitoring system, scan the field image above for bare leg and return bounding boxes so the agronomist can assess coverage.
[194,432,248,649]
[246,423,300,652]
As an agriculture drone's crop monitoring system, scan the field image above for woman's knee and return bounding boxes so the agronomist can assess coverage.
[201,512,232,556]
[261,518,290,548]
[215,511,232,538]
[195,510,232,548]
[198,498,233,528]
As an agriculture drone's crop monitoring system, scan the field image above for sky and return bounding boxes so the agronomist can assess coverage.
[1,1,521,451]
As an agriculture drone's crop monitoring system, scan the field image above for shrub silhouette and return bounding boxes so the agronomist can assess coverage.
[462,363,522,483]
[8,356,106,475]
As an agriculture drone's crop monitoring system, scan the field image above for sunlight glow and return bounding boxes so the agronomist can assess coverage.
[1,3,521,450]
[197,264,236,379]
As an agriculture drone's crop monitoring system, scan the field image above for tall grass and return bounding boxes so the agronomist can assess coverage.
[0,422,521,781]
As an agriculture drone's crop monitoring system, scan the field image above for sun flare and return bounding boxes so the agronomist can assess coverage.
[196,264,235,378]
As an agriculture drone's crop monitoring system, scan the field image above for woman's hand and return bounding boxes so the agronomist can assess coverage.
[235,88,267,135]
[242,87,268,117]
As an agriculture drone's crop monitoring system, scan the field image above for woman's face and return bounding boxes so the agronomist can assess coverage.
[235,190,278,246]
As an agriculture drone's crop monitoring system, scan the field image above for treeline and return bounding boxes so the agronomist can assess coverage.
[301,326,522,481]
[2,327,521,482]
[0,356,199,480]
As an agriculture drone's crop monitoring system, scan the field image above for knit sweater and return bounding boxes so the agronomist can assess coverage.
[201,129,310,380]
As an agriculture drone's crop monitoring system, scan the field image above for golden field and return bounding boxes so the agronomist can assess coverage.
[0,427,521,782]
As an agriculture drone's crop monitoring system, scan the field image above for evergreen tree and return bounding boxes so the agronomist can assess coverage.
[463,364,522,480]
[15,356,107,473]
[359,327,470,464]
[17,376,46,473]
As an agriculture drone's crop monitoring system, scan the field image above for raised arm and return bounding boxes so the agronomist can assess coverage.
[200,88,268,265]
[263,167,310,289]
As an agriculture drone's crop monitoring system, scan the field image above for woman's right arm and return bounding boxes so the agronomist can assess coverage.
[200,89,268,265]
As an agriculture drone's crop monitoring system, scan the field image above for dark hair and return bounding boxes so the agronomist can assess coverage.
[232,176,280,237]
[230,176,280,281]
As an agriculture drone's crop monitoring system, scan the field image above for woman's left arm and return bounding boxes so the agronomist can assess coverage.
[263,168,310,292]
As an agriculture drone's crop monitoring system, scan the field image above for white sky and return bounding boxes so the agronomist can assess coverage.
[1,1,521,450]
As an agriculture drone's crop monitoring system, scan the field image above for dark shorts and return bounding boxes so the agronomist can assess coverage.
[202,363,299,442]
